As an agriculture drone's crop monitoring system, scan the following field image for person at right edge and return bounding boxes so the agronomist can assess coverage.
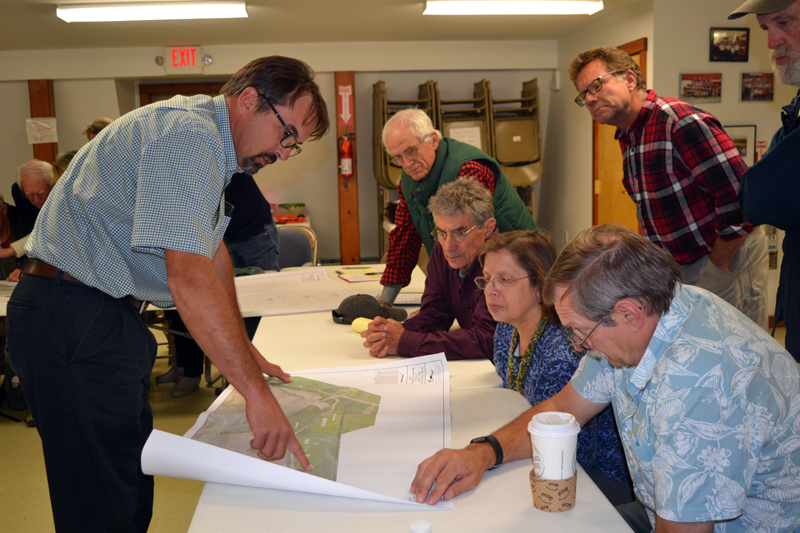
[729,0,800,361]
[376,108,539,308]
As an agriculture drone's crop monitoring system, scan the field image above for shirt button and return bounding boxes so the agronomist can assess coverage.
[630,148,635,154]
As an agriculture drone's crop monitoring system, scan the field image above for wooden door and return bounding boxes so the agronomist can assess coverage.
[592,38,647,231]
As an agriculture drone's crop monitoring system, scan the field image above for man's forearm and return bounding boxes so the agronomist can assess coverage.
[708,236,744,272]
[481,384,607,469]
[166,249,266,399]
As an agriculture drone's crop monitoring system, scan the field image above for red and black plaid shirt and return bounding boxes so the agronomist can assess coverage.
[616,91,752,265]
[381,160,496,287]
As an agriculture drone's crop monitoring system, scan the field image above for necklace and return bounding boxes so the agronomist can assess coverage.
[507,317,548,394]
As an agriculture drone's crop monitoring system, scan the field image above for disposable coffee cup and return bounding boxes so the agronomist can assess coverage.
[527,412,581,481]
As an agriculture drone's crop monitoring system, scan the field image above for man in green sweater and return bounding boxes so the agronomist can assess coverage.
[378,109,539,307]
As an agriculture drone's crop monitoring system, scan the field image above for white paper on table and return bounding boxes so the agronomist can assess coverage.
[233,269,355,317]
[142,353,452,508]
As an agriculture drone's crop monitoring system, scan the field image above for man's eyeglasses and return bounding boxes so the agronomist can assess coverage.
[574,70,626,107]
[431,223,478,244]
[257,92,301,157]
[474,275,531,291]
[564,314,608,351]
[389,134,431,166]
[23,189,50,200]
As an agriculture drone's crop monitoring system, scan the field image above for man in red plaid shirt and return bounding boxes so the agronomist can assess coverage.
[568,46,768,329]
[377,109,538,308]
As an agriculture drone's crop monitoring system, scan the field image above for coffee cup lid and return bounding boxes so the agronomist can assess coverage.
[527,412,581,437]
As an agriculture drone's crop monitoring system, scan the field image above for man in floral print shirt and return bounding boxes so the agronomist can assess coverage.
[411,223,800,533]
[544,224,800,533]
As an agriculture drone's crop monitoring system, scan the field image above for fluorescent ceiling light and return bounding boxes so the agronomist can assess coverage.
[57,1,248,22]
[423,0,603,15]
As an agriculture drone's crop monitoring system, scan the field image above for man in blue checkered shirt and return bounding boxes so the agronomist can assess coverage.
[6,56,329,533]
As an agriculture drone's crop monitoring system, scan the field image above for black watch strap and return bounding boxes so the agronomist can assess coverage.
[469,435,503,470]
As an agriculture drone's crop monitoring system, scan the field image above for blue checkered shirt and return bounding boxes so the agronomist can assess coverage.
[26,94,238,308]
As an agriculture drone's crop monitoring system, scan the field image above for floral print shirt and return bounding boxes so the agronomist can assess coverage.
[571,285,800,532]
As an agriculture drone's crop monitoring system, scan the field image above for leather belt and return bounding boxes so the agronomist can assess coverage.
[22,259,149,314]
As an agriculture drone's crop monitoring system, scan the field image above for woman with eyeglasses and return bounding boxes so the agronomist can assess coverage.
[477,230,633,505]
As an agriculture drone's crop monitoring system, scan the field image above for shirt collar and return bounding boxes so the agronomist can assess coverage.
[614,89,657,141]
[213,95,240,185]
[628,284,692,391]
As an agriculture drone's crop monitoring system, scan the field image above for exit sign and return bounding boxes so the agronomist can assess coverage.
[164,46,204,74]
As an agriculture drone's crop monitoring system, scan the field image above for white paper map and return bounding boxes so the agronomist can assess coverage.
[233,269,355,317]
[191,376,381,481]
[141,353,452,508]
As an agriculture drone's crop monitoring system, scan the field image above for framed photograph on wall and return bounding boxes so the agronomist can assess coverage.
[724,125,757,166]
[680,73,722,104]
[710,28,750,62]
[741,73,774,101]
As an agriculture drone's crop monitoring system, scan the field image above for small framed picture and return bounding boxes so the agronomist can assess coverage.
[710,27,750,62]
[724,125,757,166]
[741,73,774,101]
[680,73,722,104]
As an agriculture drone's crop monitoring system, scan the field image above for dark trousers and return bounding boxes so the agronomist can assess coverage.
[7,274,157,533]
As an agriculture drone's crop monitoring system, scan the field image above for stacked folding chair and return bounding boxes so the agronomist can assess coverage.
[489,78,543,217]
[437,79,493,156]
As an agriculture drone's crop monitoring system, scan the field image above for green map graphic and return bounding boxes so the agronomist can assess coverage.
[191,376,380,481]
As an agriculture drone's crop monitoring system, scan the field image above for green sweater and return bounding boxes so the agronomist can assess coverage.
[400,137,539,254]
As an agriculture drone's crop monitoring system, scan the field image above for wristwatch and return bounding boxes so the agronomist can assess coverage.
[469,435,503,470]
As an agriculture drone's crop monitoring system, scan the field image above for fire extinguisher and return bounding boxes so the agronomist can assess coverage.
[338,134,354,178]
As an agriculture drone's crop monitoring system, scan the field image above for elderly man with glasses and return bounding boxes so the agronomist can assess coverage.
[6,56,329,533]
[569,46,769,332]
[376,108,538,309]
[412,223,800,533]
[362,179,500,360]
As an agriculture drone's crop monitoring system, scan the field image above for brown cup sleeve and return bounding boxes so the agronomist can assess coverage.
[529,469,577,512]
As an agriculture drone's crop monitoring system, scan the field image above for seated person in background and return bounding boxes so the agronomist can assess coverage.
[412,223,800,533]
[377,108,538,307]
[361,179,499,360]
[52,150,77,182]
[82,117,112,141]
[477,230,631,504]
[2,160,53,280]
[156,172,280,397]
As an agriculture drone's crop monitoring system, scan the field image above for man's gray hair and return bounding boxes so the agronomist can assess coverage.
[17,160,54,188]
[429,179,494,225]
[543,223,682,323]
[382,108,443,150]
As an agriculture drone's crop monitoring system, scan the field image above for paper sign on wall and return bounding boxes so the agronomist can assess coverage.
[26,118,58,144]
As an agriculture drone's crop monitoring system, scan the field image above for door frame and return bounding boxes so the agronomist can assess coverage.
[592,38,648,225]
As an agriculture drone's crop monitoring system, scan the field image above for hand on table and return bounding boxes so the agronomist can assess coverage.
[253,343,292,383]
[360,316,404,357]
[409,445,493,505]
[246,385,311,470]
[6,268,20,282]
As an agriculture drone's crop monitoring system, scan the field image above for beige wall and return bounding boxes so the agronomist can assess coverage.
[0,40,557,262]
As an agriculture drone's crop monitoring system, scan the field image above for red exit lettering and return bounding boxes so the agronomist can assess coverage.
[171,48,196,67]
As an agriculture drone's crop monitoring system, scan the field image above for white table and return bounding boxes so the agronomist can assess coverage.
[186,271,632,532]
[188,387,632,532]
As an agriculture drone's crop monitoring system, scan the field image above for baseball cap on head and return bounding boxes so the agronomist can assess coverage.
[332,294,408,325]
[729,0,797,18]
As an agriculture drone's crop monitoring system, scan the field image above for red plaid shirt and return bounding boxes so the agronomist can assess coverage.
[616,91,752,265]
[381,160,496,287]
